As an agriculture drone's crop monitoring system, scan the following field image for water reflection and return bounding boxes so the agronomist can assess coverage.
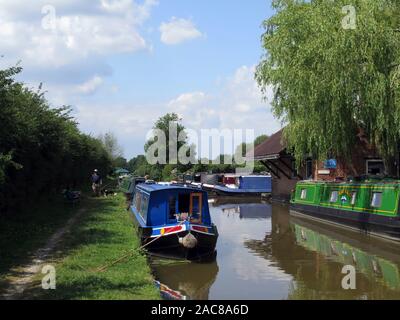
[218,202,271,220]
[151,260,219,300]
[245,205,400,299]
[151,197,400,300]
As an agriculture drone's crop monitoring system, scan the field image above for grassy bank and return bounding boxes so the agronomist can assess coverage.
[1,193,160,300]
[0,195,79,291]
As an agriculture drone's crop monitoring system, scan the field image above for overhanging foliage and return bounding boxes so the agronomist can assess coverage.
[256,0,400,169]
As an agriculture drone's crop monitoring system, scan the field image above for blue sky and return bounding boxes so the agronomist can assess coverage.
[0,0,281,158]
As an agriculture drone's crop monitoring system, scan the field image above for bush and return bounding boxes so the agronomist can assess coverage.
[0,66,112,215]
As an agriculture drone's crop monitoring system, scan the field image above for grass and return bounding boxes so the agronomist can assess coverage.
[1,193,160,300]
[0,195,79,291]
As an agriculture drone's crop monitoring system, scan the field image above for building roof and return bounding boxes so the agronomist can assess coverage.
[247,129,286,160]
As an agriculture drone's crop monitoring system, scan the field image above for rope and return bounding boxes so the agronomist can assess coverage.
[91,221,187,273]
[94,234,163,273]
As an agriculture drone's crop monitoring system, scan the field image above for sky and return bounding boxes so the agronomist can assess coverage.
[0,0,282,159]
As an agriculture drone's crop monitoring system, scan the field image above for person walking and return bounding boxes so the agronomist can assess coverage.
[91,169,102,197]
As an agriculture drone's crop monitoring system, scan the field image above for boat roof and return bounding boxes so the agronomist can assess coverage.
[137,183,204,194]
[222,175,271,178]
[240,175,271,178]
[298,179,400,185]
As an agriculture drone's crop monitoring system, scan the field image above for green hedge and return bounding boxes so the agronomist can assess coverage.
[0,66,112,214]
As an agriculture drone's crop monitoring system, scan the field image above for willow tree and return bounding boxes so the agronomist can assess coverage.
[256,0,400,173]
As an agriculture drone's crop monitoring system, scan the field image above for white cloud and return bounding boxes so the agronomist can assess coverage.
[164,66,279,157]
[160,17,203,45]
[100,0,134,14]
[74,102,163,157]
[168,92,208,112]
[76,75,104,95]
[0,1,158,68]
[73,65,278,157]
[0,0,159,116]
[167,92,219,130]
[166,65,277,134]
[234,103,251,113]
[23,63,278,158]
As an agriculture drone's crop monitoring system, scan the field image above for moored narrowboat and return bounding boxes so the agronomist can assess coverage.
[212,175,272,196]
[131,183,218,260]
[119,175,146,195]
[290,180,400,241]
[191,174,224,193]
[119,175,146,209]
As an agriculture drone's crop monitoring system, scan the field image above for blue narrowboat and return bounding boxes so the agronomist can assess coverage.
[131,183,219,260]
[212,175,272,196]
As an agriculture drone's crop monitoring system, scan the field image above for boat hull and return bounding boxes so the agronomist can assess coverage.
[290,202,400,242]
[136,224,219,261]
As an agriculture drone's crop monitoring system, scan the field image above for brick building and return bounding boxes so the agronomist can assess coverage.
[248,129,389,201]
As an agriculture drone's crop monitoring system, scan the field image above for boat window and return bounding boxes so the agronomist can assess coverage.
[135,192,141,212]
[371,192,383,208]
[178,193,190,214]
[366,160,385,176]
[351,192,357,205]
[140,195,149,220]
[330,191,339,203]
[300,189,307,200]
[190,193,203,223]
[168,196,177,220]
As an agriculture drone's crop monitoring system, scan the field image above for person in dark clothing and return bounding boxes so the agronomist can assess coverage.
[91,169,102,196]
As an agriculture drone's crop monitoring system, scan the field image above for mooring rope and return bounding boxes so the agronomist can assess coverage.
[94,234,167,273]
[90,221,187,273]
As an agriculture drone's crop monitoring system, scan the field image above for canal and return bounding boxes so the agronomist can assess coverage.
[151,198,400,300]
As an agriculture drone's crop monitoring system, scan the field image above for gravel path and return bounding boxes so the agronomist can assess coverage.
[1,207,86,300]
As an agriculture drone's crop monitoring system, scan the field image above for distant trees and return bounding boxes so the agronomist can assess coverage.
[234,134,269,158]
[113,157,128,170]
[143,113,195,180]
[144,113,191,163]
[98,132,125,168]
[127,128,270,180]
[254,135,269,147]
[0,65,112,215]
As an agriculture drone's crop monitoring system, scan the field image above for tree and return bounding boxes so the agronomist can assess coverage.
[256,0,400,172]
[113,157,128,169]
[0,64,112,215]
[144,113,196,179]
[127,155,147,173]
[144,113,194,163]
[254,135,269,147]
[99,132,123,161]
[234,135,270,158]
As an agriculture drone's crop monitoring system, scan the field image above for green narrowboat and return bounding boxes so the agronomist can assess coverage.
[119,176,146,194]
[119,175,146,209]
[290,179,400,241]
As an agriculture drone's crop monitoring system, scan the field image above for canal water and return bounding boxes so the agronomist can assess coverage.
[151,197,400,300]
